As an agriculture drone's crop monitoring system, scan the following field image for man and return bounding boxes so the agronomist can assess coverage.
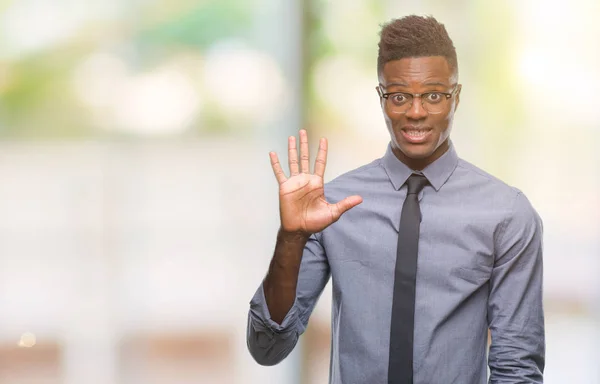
[246,15,545,384]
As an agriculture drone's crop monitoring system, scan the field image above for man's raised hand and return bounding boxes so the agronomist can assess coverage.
[269,130,363,236]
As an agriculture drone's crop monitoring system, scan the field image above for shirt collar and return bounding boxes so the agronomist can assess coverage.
[381,140,459,191]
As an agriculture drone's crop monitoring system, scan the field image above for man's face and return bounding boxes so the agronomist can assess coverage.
[378,56,460,167]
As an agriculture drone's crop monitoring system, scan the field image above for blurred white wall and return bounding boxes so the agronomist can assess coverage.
[0,140,301,383]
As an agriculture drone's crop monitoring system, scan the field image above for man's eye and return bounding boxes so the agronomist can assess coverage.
[390,94,408,104]
[425,93,443,103]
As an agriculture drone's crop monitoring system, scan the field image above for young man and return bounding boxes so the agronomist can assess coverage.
[247,15,545,384]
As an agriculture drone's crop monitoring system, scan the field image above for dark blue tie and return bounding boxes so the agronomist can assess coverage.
[388,173,429,384]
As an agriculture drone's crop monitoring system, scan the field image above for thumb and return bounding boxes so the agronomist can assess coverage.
[330,195,363,221]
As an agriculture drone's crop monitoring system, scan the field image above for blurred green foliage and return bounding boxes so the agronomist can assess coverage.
[137,0,253,50]
[0,0,254,139]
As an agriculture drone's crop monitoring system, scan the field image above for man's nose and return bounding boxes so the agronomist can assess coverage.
[405,97,428,119]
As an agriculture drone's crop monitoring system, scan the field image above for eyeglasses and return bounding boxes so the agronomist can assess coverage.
[377,84,460,114]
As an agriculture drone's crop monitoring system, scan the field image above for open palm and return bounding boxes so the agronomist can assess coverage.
[270,130,363,235]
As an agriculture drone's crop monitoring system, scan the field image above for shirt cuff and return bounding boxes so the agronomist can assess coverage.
[249,283,302,337]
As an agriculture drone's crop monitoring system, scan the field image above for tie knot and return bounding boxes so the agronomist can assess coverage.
[406,173,428,195]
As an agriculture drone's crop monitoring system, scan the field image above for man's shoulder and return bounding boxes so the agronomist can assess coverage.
[456,157,539,219]
[455,157,521,197]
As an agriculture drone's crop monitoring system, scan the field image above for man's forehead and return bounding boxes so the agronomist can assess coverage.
[380,56,455,85]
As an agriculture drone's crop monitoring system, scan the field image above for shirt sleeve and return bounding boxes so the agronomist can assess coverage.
[246,233,330,366]
[488,191,545,383]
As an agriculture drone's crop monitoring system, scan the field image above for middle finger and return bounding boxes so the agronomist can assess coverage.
[299,130,310,173]
[288,135,299,176]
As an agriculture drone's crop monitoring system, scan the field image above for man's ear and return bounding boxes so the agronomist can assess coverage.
[376,85,385,110]
[455,84,462,110]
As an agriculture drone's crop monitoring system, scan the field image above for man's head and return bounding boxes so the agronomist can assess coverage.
[377,15,461,170]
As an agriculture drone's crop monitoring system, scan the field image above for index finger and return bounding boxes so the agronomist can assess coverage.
[314,138,328,178]
[269,152,288,184]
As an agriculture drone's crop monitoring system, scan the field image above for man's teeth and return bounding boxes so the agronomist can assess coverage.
[405,130,429,137]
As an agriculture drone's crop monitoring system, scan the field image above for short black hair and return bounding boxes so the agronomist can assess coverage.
[377,15,458,78]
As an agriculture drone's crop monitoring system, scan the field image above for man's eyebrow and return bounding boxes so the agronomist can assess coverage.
[422,81,449,87]
[385,82,408,88]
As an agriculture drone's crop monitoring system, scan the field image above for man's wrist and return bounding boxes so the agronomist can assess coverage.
[278,228,311,244]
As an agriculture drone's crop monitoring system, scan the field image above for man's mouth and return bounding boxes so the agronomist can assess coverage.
[400,127,433,143]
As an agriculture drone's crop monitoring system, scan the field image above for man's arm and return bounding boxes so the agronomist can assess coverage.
[246,130,360,366]
[247,230,330,366]
[488,191,545,383]
[263,230,311,324]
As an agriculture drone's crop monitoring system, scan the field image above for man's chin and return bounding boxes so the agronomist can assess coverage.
[397,144,435,160]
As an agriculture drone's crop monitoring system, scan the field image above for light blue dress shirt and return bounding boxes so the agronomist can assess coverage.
[247,141,545,384]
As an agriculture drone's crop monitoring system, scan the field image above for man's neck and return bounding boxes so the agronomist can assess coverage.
[392,140,450,171]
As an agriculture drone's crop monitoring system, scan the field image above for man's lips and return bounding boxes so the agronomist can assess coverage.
[400,126,433,143]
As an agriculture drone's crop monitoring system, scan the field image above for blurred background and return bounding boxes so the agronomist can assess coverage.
[0,0,598,383]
